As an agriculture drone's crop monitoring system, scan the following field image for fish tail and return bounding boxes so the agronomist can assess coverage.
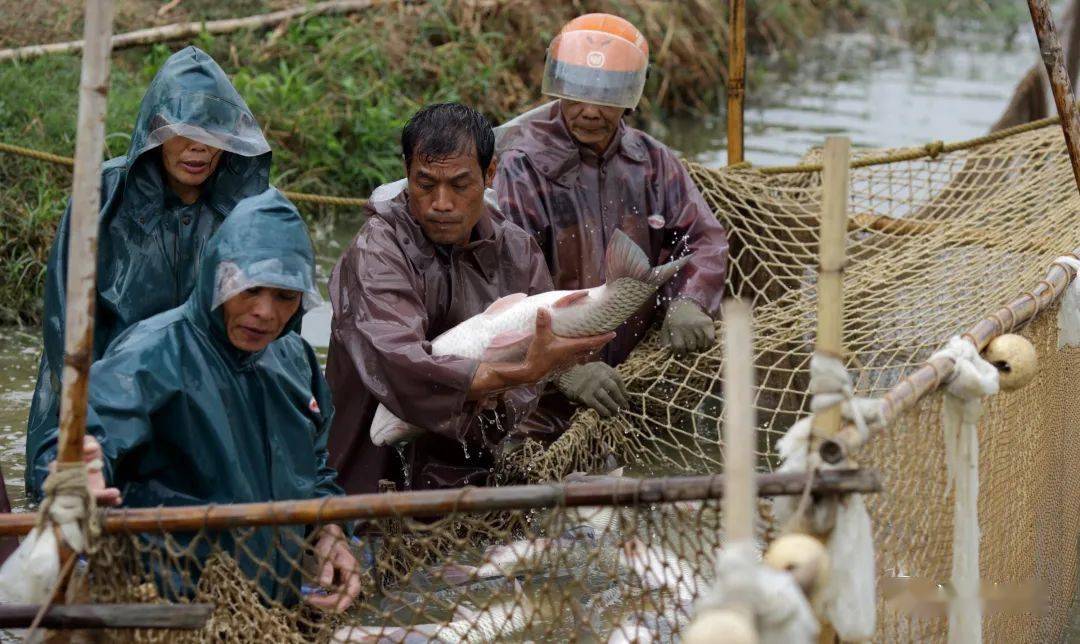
[645,253,693,288]
[605,229,693,288]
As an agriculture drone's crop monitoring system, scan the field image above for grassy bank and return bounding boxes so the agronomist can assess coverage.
[0,0,1026,324]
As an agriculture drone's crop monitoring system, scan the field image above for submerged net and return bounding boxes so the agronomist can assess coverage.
[17,120,1080,642]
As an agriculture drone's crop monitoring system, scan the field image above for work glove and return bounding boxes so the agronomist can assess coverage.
[556,361,628,418]
[661,299,716,356]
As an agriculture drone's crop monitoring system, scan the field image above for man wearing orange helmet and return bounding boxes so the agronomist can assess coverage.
[494,13,729,441]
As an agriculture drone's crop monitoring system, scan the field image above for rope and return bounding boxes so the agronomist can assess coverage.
[0,141,368,208]
[755,116,1061,175]
[2,114,1062,204]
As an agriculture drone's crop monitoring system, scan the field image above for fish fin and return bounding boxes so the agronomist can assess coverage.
[604,230,652,282]
[369,405,423,447]
[482,330,534,362]
[483,293,527,315]
[645,253,694,288]
[436,563,478,587]
[607,466,625,477]
[552,290,589,308]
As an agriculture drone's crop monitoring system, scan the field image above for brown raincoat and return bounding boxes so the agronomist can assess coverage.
[494,101,729,440]
[325,181,554,494]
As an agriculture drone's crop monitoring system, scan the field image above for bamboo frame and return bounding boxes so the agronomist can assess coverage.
[820,252,1079,463]
[722,299,756,544]
[56,0,113,466]
[811,137,850,441]
[0,0,378,62]
[726,0,746,165]
[0,470,881,537]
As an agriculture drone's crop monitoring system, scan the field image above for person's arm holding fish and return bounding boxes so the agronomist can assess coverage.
[484,237,559,427]
[655,146,729,356]
[335,224,610,442]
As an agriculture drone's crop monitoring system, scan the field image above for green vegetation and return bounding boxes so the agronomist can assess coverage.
[0,0,1029,324]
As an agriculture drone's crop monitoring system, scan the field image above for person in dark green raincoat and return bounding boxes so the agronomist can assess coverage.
[32,188,361,612]
[25,46,271,500]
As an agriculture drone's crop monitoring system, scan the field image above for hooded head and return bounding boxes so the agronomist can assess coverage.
[123,46,271,217]
[188,188,321,361]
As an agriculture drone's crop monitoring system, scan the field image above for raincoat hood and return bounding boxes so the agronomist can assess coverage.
[186,188,320,363]
[121,46,271,228]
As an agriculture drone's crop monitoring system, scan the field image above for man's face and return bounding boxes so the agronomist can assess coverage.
[406,148,495,246]
[559,99,625,154]
[161,135,223,188]
[222,287,301,352]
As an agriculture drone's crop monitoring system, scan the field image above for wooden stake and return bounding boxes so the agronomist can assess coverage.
[726,0,746,165]
[56,0,113,466]
[1028,0,1080,193]
[722,298,756,544]
[811,137,851,440]
[0,0,377,62]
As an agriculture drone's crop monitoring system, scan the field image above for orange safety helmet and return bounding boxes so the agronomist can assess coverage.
[542,13,650,110]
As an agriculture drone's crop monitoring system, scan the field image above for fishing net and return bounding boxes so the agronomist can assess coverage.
[77,492,757,642]
[12,120,1080,642]
[499,119,1080,641]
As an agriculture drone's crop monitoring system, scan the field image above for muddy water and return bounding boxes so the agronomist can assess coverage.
[0,29,1041,511]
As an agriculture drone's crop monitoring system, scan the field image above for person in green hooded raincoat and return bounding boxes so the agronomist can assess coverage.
[32,187,361,612]
[25,45,271,500]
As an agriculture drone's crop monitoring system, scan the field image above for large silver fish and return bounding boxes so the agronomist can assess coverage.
[436,529,594,586]
[618,538,704,607]
[370,230,693,446]
[332,581,535,644]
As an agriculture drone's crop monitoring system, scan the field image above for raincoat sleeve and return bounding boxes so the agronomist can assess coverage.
[331,222,481,440]
[493,154,554,269]
[29,332,179,496]
[656,148,729,318]
[306,342,342,499]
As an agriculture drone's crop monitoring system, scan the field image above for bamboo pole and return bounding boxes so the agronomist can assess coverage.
[0,470,882,537]
[722,298,756,544]
[0,604,211,630]
[56,0,113,466]
[726,0,746,165]
[819,251,1079,464]
[811,137,850,441]
[0,0,378,62]
[1027,0,1080,193]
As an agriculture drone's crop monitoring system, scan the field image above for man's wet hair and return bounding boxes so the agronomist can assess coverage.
[402,103,494,173]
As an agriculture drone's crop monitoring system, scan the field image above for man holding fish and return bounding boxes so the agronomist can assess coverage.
[325,103,616,494]
[494,13,730,442]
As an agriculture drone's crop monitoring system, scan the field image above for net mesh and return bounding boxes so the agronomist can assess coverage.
[30,121,1080,642]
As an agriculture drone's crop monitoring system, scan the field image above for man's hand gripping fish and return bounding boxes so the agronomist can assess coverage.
[370,230,692,446]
